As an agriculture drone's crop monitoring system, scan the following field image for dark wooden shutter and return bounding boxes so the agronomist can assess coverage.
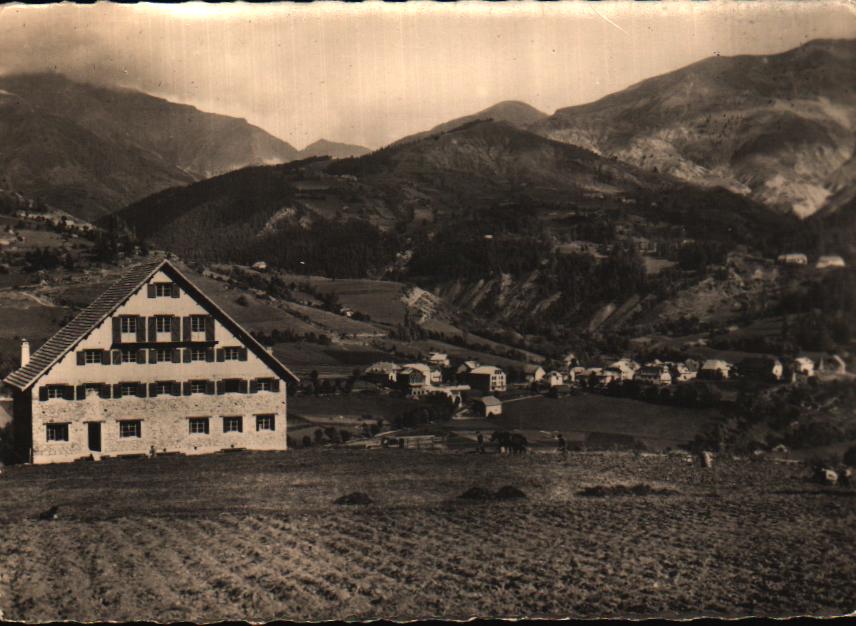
[112,317,122,344]
[183,348,191,363]
[38,387,48,401]
[77,351,86,366]
[271,379,280,392]
[171,382,181,396]
[171,317,180,342]
[250,380,259,394]
[172,348,181,363]
[205,316,215,341]
[205,380,216,395]
[147,284,156,298]
[238,380,248,394]
[148,317,157,340]
[216,348,225,362]
[239,347,248,362]
[136,317,146,342]
[137,349,146,364]
[112,350,121,365]
[76,384,85,400]
[206,348,215,362]
[113,383,122,398]
[63,386,74,400]
[171,283,180,298]
[99,384,111,399]
[149,349,158,364]
[182,382,191,396]
[216,380,225,395]
[149,382,159,398]
[183,316,191,341]
[136,383,147,398]
[101,350,111,365]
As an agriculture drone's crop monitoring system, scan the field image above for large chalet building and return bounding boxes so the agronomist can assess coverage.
[3,258,298,464]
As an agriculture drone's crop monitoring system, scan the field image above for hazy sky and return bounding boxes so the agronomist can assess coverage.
[1,2,855,149]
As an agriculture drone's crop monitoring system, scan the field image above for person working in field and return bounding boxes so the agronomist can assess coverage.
[476,431,485,454]
[556,433,568,462]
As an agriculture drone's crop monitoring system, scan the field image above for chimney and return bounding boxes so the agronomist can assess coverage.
[20,338,30,367]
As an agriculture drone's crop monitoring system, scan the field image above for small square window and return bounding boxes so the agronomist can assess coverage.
[119,383,139,397]
[121,349,138,363]
[119,420,141,438]
[190,348,206,362]
[257,379,273,392]
[256,414,275,431]
[223,379,242,394]
[189,417,209,435]
[155,348,173,362]
[84,350,101,364]
[120,316,137,334]
[46,423,69,441]
[152,382,171,396]
[189,381,206,394]
[223,347,241,361]
[190,316,207,333]
[46,386,67,399]
[155,316,172,333]
[223,416,243,433]
[154,283,173,297]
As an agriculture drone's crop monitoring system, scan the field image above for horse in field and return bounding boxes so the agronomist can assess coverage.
[491,431,528,455]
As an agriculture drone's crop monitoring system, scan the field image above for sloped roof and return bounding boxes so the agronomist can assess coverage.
[476,395,502,407]
[4,258,298,390]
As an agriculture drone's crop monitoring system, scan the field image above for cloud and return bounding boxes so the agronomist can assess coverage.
[0,2,854,149]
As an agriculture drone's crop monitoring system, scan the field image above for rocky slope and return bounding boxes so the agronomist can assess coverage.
[531,38,856,218]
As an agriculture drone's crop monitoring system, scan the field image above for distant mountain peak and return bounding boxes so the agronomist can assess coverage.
[300,138,370,159]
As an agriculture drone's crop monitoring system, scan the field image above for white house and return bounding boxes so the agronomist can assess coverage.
[363,361,401,384]
[523,364,546,383]
[427,352,451,369]
[466,365,507,393]
[473,395,502,417]
[791,357,815,378]
[545,371,565,387]
[777,253,808,266]
[3,258,299,465]
[816,255,846,270]
[698,359,733,381]
[608,359,639,381]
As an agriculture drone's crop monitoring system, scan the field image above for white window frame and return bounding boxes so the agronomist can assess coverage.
[188,417,209,435]
[46,423,69,442]
[119,383,139,397]
[256,414,275,431]
[223,416,243,433]
[84,350,101,364]
[154,283,173,297]
[190,316,206,333]
[46,386,65,399]
[153,381,171,396]
[257,379,273,392]
[189,381,206,394]
[119,420,141,438]
[121,349,138,363]
[120,316,137,334]
[189,348,206,362]
[155,316,172,333]
[155,348,173,362]
[223,347,241,361]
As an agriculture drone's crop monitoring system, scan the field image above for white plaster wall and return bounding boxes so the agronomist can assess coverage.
[29,270,291,464]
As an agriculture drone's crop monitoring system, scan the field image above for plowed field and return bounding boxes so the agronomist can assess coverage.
[0,450,854,621]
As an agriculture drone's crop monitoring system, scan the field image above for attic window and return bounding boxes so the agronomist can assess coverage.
[120,316,137,334]
[154,283,174,297]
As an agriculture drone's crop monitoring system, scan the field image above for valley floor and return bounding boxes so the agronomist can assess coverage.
[0,449,854,621]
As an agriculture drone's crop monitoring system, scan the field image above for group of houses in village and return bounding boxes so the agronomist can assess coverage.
[777,252,847,270]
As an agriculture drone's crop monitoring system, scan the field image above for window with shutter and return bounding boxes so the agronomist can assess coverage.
[205,380,216,395]
[216,380,225,395]
[76,352,85,366]
[238,380,248,394]
[271,380,280,392]
[149,349,158,364]
[147,284,156,298]
[205,316,215,341]
[171,348,181,363]
[171,317,181,341]
[113,383,121,398]
[216,349,225,362]
[148,317,157,340]
[112,350,121,365]
[112,317,121,344]
[101,351,111,365]
[75,385,85,400]
[239,347,248,362]
[206,348,215,362]
[171,284,180,298]
[183,316,191,341]
[183,348,191,363]
[136,317,146,342]
[136,383,147,398]
[170,382,181,396]
[136,349,146,364]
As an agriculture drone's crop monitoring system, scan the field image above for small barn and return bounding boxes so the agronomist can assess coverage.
[473,395,502,417]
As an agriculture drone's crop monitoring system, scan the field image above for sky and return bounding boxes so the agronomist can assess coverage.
[0,1,855,150]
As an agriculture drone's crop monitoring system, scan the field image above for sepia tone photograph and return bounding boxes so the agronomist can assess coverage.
[0,0,855,621]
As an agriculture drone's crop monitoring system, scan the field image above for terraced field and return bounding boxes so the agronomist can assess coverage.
[0,450,854,621]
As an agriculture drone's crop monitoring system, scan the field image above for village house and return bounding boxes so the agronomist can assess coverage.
[562,352,580,369]
[2,258,299,465]
[363,361,401,385]
[777,253,808,266]
[397,363,442,397]
[544,370,564,387]
[791,356,816,378]
[426,352,451,369]
[608,358,639,381]
[669,361,698,383]
[635,363,672,386]
[736,356,784,382]
[816,255,846,270]
[466,365,507,393]
[697,359,733,381]
[473,395,502,417]
[523,364,546,383]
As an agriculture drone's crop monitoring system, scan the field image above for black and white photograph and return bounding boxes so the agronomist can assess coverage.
[0,0,856,621]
